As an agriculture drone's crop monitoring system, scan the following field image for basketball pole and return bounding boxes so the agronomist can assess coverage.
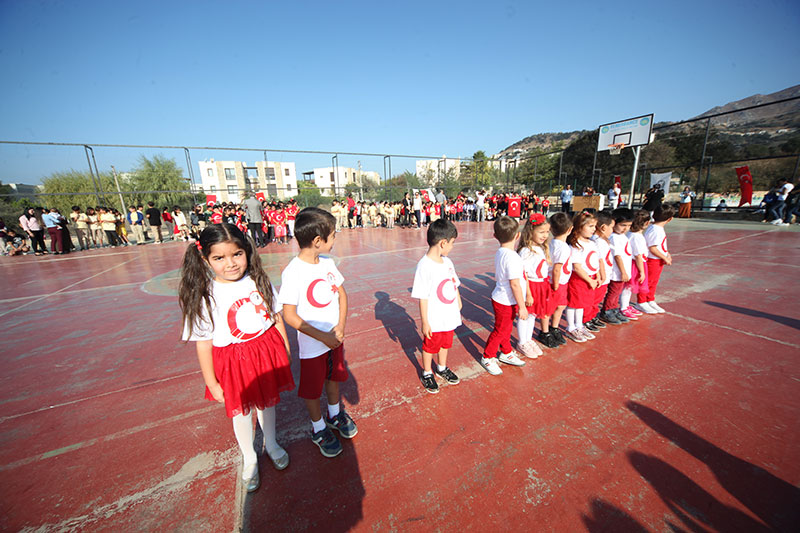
[629,146,641,208]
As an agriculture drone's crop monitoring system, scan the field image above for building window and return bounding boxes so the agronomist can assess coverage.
[227,185,237,194]
[224,168,236,180]
[330,172,334,180]
[284,168,290,176]
[207,168,213,177]
[209,185,216,192]
[286,184,292,191]
[267,168,276,181]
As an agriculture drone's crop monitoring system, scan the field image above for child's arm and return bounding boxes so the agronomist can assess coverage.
[614,255,631,282]
[634,254,646,283]
[598,259,607,285]
[456,287,462,311]
[282,304,341,349]
[273,312,292,363]
[333,285,348,341]
[572,263,599,289]
[648,245,672,265]
[196,340,224,403]
[419,298,432,339]
[551,265,562,291]
[509,278,529,320]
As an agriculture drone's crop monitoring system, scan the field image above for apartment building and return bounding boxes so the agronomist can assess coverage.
[415,157,460,183]
[303,167,380,196]
[197,159,298,203]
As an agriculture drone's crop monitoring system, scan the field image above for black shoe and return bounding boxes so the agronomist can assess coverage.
[591,317,606,329]
[552,329,567,345]
[434,366,460,384]
[612,308,630,323]
[599,310,622,325]
[421,373,439,393]
[538,331,558,349]
[584,321,600,332]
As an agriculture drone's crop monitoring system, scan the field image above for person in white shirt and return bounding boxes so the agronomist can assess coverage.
[180,223,294,492]
[768,178,795,224]
[564,212,600,343]
[547,212,574,346]
[626,210,653,315]
[590,212,618,327]
[476,190,486,222]
[481,216,528,375]
[516,214,551,353]
[640,205,674,313]
[606,208,634,322]
[412,192,423,228]
[411,219,463,393]
[608,183,622,210]
[278,207,357,459]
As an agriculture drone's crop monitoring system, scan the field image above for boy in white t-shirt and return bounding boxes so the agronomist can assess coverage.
[411,219,462,393]
[641,205,674,313]
[279,207,357,458]
[482,216,527,375]
[605,208,633,323]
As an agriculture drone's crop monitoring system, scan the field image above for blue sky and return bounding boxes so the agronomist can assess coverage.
[1,0,798,184]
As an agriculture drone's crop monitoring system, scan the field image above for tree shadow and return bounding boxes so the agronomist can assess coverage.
[373,291,422,375]
[626,401,800,531]
[703,300,800,331]
[581,498,650,533]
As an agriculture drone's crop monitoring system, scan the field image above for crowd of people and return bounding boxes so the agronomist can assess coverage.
[761,177,798,226]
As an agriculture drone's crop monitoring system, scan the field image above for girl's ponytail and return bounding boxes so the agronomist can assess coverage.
[179,239,214,337]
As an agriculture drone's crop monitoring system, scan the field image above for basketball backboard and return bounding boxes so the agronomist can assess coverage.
[596,114,654,151]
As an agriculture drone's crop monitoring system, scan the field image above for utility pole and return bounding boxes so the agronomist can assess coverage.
[111,165,127,214]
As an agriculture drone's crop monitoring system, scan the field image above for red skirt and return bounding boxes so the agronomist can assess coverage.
[625,260,649,295]
[567,275,596,309]
[207,325,295,417]
[526,278,552,317]
[551,282,568,310]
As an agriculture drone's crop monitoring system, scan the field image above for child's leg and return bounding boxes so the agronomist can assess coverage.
[422,350,435,374]
[324,380,340,418]
[565,307,577,331]
[538,315,550,333]
[434,348,448,369]
[575,308,584,326]
[484,301,513,358]
[304,399,324,431]
[644,258,664,303]
[551,305,566,330]
[620,288,632,310]
[255,406,283,456]
[232,412,258,476]
[517,314,535,344]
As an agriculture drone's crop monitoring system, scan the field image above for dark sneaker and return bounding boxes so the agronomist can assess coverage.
[538,331,559,349]
[311,427,342,457]
[612,308,630,323]
[584,321,600,332]
[434,367,460,384]
[591,317,606,329]
[325,410,358,439]
[599,310,622,325]
[552,329,567,345]
[421,373,440,393]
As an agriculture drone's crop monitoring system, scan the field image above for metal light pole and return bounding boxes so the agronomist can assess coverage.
[110,165,127,213]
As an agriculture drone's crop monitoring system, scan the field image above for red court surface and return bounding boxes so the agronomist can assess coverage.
[1,218,799,532]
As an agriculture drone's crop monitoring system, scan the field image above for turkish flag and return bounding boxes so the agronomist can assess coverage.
[735,166,753,206]
[419,189,430,202]
[255,192,266,201]
[206,194,217,206]
[614,175,622,187]
[507,195,522,218]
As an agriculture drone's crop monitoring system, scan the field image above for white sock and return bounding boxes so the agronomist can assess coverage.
[620,288,631,310]
[255,407,281,456]
[566,308,577,331]
[232,413,258,475]
[517,315,536,344]
[576,308,584,326]
[311,417,326,433]
[436,363,446,372]
[327,402,340,418]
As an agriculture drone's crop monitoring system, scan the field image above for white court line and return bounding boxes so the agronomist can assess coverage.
[0,257,140,318]
[0,250,137,266]
[673,228,776,255]
[0,281,144,304]
[667,311,800,350]
[339,237,485,260]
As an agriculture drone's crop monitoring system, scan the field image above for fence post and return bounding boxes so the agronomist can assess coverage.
[701,156,713,208]
[83,145,103,206]
[695,118,712,193]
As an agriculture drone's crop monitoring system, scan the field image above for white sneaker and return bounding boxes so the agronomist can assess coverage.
[649,302,666,313]
[634,302,657,314]
[779,222,790,226]
[518,341,543,359]
[579,327,596,340]
[498,351,526,366]
[565,329,587,343]
[481,357,503,375]
[770,219,781,225]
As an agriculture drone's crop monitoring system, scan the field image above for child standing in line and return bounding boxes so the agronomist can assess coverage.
[278,207,357,458]
[604,208,634,323]
[179,223,295,492]
[564,212,600,343]
[273,207,287,245]
[481,216,528,375]
[640,205,674,313]
[590,212,616,326]
[87,207,103,248]
[411,219,463,393]
[627,210,653,315]
[516,214,550,355]
[70,206,91,251]
[547,213,573,346]
[98,207,120,248]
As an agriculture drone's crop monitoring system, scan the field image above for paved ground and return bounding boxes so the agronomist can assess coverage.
[1,218,798,532]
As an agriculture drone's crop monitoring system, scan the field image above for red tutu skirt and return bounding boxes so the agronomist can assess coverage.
[567,275,596,309]
[625,261,649,295]
[207,325,295,417]
[551,282,568,310]
[526,278,553,317]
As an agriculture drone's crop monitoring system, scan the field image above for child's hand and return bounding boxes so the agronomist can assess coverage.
[525,295,534,307]
[622,273,631,282]
[518,308,529,321]
[333,324,345,342]
[321,331,342,349]
[665,254,672,266]
[638,272,646,284]
[421,322,433,339]
[208,382,225,403]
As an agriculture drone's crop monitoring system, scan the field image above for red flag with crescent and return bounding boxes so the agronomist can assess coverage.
[735,166,753,206]
[206,194,217,207]
[507,195,522,218]
[256,192,266,202]
[614,175,622,187]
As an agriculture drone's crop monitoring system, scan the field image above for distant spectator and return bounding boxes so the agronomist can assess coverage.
[678,186,696,218]
[161,207,175,237]
[41,207,65,254]
[145,202,163,243]
[71,206,91,250]
[561,185,573,213]
[5,229,29,256]
[643,183,664,215]
[715,199,728,211]
[767,178,794,225]
[127,205,146,245]
[608,183,621,209]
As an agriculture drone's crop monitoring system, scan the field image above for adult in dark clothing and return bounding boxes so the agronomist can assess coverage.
[145,202,163,243]
[243,193,266,246]
[643,183,665,214]
[401,193,412,227]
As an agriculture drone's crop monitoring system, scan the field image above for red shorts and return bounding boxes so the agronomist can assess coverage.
[567,275,596,309]
[527,279,552,317]
[298,344,348,400]
[422,330,454,354]
[551,282,568,307]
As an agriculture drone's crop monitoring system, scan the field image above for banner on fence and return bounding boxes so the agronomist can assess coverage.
[507,194,522,218]
[649,172,672,192]
[735,166,753,206]
[414,188,436,202]
[206,194,217,206]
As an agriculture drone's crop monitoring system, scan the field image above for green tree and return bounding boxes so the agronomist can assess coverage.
[460,150,493,189]
[39,170,117,215]
[295,180,325,208]
[130,154,193,208]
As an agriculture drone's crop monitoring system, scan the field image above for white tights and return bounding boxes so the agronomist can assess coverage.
[232,407,280,477]
[565,307,584,331]
[620,288,632,311]
[517,314,537,345]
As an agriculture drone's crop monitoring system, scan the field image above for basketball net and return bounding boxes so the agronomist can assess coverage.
[608,143,626,156]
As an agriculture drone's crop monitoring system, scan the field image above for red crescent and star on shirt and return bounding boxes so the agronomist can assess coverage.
[436,277,458,304]
[227,291,269,340]
[306,273,339,308]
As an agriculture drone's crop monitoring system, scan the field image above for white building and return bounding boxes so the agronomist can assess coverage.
[197,159,298,203]
[303,167,380,197]
[415,157,460,184]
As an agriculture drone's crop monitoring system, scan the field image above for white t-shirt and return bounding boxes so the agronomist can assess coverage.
[627,232,648,259]
[549,239,573,286]
[491,247,525,305]
[519,246,549,283]
[278,256,345,359]
[779,183,794,201]
[183,275,281,348]
[411,255,462,333]
[644,224,668,259]
[592,236,613,286]
[609,232,633,281]
[570,239,600,277]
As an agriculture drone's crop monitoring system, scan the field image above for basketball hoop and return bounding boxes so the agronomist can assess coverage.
[608,143,626,156]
